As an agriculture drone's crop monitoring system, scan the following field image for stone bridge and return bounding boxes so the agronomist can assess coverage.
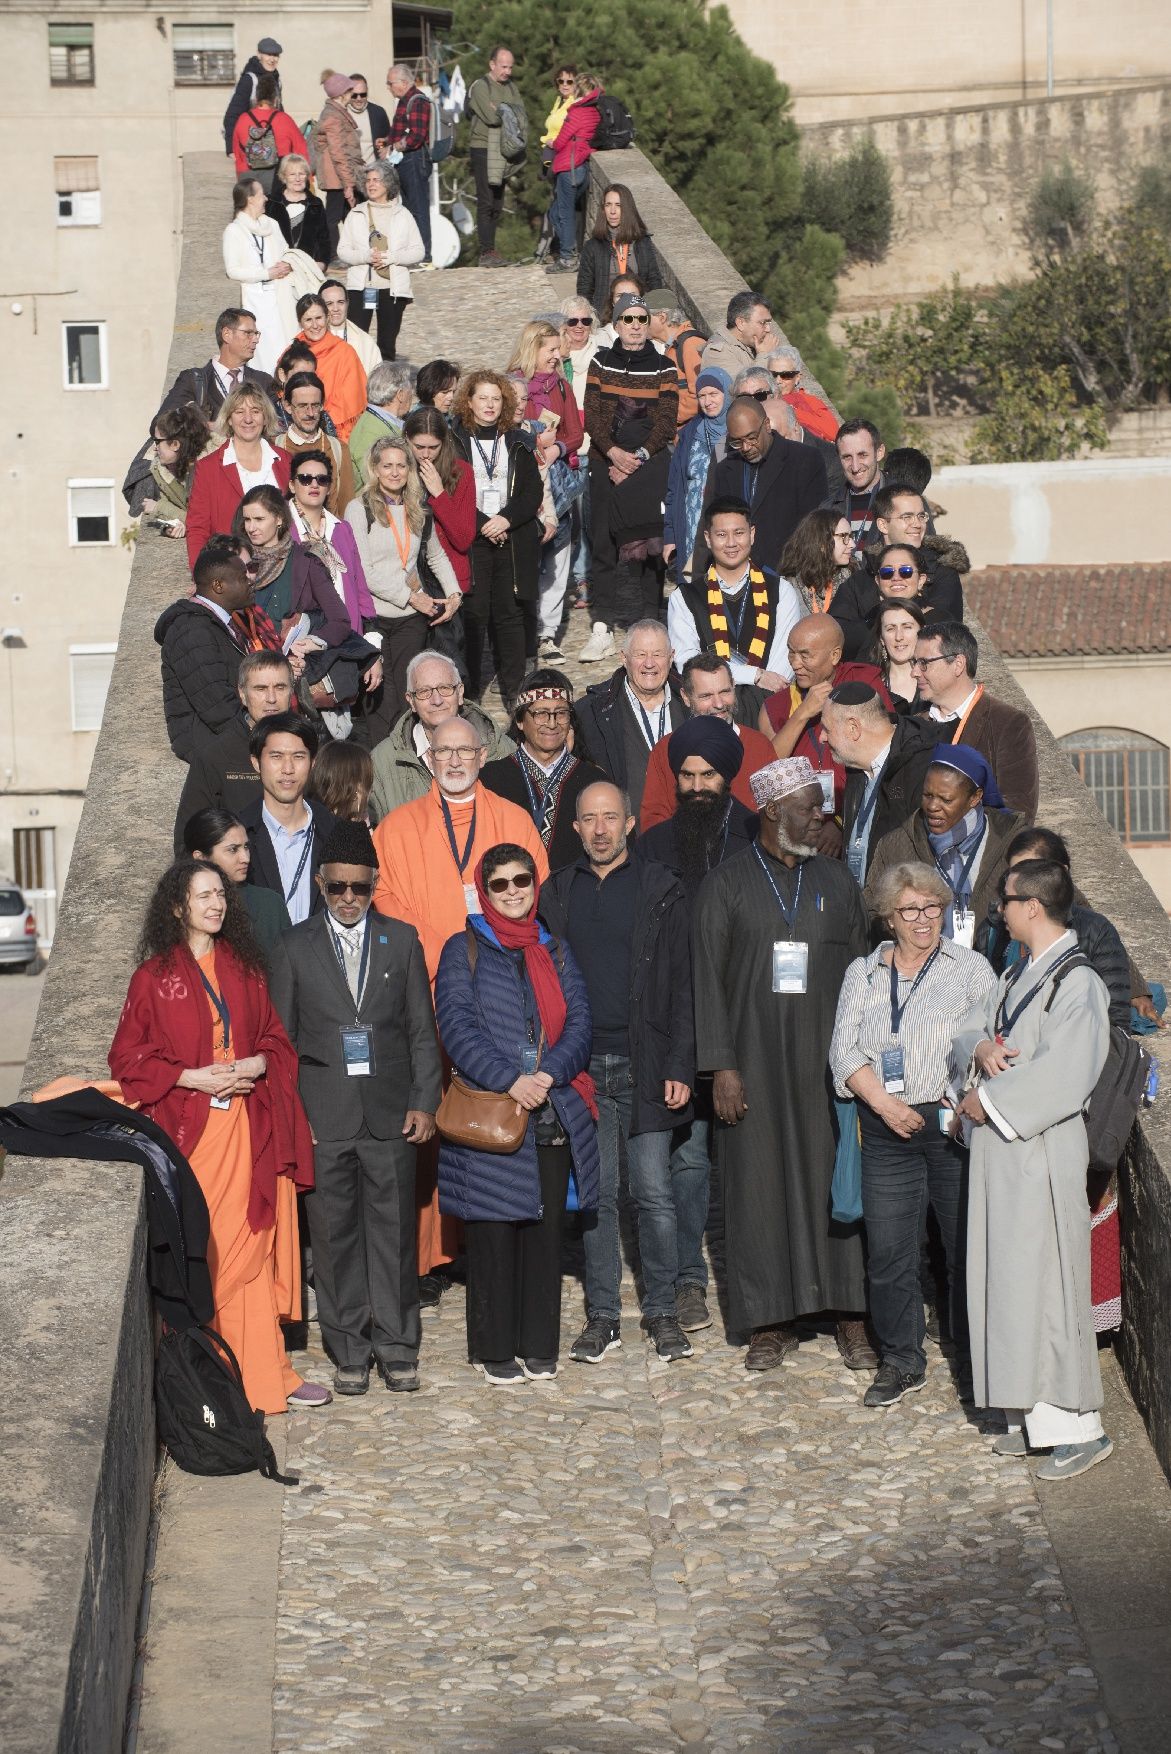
[2,151,1171,1754]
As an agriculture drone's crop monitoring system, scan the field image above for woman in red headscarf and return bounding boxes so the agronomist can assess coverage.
[433,842,599,1385]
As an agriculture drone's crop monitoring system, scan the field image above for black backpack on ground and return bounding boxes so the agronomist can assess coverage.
[1045,955,1153,1175]
[155,1322,298,1484]
[594,94,635,151]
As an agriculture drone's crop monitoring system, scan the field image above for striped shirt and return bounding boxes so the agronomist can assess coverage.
[830,937,998,1105]
[583,343,678,458]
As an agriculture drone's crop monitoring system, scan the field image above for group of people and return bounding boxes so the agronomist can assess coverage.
[104,39,1157,1492]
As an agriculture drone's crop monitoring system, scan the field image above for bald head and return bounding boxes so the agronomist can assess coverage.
[574,780,635,873]
[726,396,773,464]
[787,614,844,690]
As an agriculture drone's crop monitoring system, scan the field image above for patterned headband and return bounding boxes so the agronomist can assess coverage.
[516,686,571,711]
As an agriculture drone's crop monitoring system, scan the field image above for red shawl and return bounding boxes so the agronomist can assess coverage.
[109,941,314,1231]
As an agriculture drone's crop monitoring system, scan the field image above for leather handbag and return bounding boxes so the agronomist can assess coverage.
[435,1074,528,1154]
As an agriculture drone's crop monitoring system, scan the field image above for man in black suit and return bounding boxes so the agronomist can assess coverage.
[158,307,276,421]
[239,714,338,923]
[268,821,443,1397]
[701,395,827,575]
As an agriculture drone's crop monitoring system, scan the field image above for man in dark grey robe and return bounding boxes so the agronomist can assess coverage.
[954,857,1112,1480]
[693,755,870,1372]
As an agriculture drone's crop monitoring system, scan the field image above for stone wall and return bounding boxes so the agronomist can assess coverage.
[802,81,1171,307]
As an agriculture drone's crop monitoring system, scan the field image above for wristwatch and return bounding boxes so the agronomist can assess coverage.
[635,446,649,463]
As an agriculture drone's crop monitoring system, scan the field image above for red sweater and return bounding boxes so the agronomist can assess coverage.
[427,460,477,593]
[231,107,310,177]
[640,723,777,830]
[763,661,891,816]
[186,443,293,567]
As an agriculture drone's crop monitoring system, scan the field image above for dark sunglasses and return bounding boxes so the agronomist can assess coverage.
[295,473,330,486]
[747,388,770,401]
[564,316,592,327]
[243,559,260,575]
[878,564,917,580]
[772,369,799,381]
[487,871,535,894]
[618,313,649,325]
[323,880,374,898]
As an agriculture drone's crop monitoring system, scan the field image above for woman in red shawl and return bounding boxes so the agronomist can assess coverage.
[433,843,600,1386]
[110,859,328,1413]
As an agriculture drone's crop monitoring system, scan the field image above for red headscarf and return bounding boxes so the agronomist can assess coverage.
[473,855,597,1119]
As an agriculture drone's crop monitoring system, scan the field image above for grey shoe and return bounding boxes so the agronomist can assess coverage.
[992,1430,1029,1457]
[378,1360,420,1393]
[675,1284,713,1332]
[332,1365,369,1397]
[1034,1436,1113,1480]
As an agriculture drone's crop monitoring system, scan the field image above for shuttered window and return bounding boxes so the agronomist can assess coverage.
[173,23,234,85]
[67,481,115,546]
[55,155,101,224]
[69,645,117,732]
[49,22,94,86]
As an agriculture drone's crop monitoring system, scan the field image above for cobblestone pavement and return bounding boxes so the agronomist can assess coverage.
[399,260,580,372]
[274,1265,1116,1753]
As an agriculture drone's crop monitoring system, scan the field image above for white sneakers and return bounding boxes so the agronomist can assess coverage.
[578,621,617,662]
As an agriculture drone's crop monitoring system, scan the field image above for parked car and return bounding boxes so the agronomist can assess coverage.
[0,882,39,970]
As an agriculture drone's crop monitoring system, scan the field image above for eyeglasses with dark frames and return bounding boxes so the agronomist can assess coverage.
[618,313,650,325]
[894,902,944,921]
[323,880,374,898]
[487,871,535,894]
[878,564,918,580]
[295,473,331,486]
[908,654,952,672]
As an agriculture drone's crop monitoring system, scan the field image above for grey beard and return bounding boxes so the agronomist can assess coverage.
[774,824,817,859]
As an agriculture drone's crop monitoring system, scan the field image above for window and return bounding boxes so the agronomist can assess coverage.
[67,481,114,546]
[69,644,116,731]
[62,322,107,388]
[55,155,100,225]
[14,827,57,894]
[49,21,94,86]
[1061,728,1171,846]
[172,24,234,85]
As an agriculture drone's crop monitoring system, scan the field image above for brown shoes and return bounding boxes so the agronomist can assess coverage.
[745,1322,800,1371]
[835,1318,879,1371]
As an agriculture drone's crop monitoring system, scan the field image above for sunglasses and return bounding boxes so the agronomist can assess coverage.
[323,880,374,898]
[878,564,917,580]
[772,369,799,381]
[564,316,592,327]
[243,559,260,575]
[351,90,369,99]
[747,388,770,401]
[618,313,649,324]
[487,871,535,894]
[295,473,330,486]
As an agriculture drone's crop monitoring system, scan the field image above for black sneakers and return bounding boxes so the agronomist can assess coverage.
[570,1316,622,1363]
[863,1363,927,1408]
[645,1315,693,1363]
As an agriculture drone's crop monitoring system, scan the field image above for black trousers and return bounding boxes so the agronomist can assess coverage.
[464,1145,571,1363]
[470,147,504,250]
[305,1125,421,1370]
[586,452,663,630]
[346,288,409,362]
[323,188,350,261]
[465,539,527,709]
[361,611,432,745]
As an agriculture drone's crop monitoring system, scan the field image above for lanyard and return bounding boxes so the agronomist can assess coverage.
[385,501,412,570]
[946,684,985,745]
[198,968,232,1054]
[471,433,501,480]
[720,573,752,648]
[626,683,666,750]
[440,795,477,874]
[933,831,983,908]
[753,845,805,936]
[614,242,629,277]
[328,914,372,1012]
[810,583,834,614]
[996,944,1080,1037]
[889,946,940,1036]
[517,748,572,824]
[284,824,315,905]
[250,229,266,266]
[850,772,882,847]
[849,482,878,543]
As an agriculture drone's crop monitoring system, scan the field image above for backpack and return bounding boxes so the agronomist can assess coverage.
[155,1322,297,1484]
[1045,955,1153,1174]
[593,94,635,152]
[499,99,528,162]
[429,96,454,163]
[243,110,278,171]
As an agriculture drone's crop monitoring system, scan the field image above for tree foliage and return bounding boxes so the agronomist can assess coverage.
[801,140,893,263]
[1023,160,1095,264]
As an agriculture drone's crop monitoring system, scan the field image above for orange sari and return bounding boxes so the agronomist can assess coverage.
[298,326,366,441]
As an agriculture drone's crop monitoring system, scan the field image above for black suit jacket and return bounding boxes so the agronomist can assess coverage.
[267,909,442,1141]
[173,715,261,853]
[702,436,827,573]
[158,359,276,424]
[240,796,339,916]
[841,715,942,877]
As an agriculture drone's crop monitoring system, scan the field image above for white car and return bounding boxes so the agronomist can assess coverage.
[0,883,38,969]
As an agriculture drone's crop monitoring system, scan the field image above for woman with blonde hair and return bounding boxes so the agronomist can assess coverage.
[185,383,291,566]
[505,321,584,662]
[268,152,330,270]
[545,71,602,274]
[345,434,462,736]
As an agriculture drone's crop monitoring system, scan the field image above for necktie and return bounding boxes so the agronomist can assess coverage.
[228,368,241,389]
[337,927,361,1000]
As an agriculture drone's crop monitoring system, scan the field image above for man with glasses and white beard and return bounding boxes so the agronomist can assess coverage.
[368,652,515,823]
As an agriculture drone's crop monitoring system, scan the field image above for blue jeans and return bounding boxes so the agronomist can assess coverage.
[670,1114,711,1290]
[552,167,586,256]
[859,1105,968,1376]
[397,148,432,258]
[582,1053,678,1321]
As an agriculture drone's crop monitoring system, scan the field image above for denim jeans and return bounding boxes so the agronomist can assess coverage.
[552,167,586,255]
[859,1105,969,1376]
[582,1053,678,1320]
[670,1114,711,1290]
[396,147,432,258]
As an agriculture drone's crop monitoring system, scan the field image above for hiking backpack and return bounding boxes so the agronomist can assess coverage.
[155,1322,297,1484]
[499,99,528,162]
[593,94,636,151]
[243,111,279,171]
[1045,955,1153,1174]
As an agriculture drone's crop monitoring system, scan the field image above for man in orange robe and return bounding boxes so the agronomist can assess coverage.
[372,714,549,1281]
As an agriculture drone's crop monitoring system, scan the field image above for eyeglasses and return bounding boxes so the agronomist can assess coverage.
[726,423,767,451]
[747,388,770,402]
[618,313,650,325]
[878,564,917,580]
[772,369,799,381]
[526,707,571,725]
[431,745,478,760]
[1000,892,1029,908]
[409,682,459,701]
[556,76,576,87]
[243,560,260,575]
[892,511,928,524]
[833,527,854,541]
[564,317,592,327]
[487,871,535,894]
[908,654,951,672]
[323,880,374,898]
[350,90,369,100]
[295,473,330,486]
[895,902,944,921]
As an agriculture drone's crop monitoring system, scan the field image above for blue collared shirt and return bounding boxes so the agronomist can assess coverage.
[262,804,314,923]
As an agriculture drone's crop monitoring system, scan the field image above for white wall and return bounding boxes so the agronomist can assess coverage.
[935,459,1171,569]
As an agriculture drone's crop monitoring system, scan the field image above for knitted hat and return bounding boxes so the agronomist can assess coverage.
[257,38,283,56]
[323,72,355,99]
[750,756,820,809]
[319,820,378,869]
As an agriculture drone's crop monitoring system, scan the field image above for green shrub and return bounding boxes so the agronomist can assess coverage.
[1024,161,1095,261]
[801,139,893,263]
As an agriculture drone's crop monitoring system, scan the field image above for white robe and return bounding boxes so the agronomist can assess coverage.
[953,933,1110,1417]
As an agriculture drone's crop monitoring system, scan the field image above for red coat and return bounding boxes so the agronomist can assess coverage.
[763,661,892,816]
[784,388,839,443]
[523,373,585,461]
[109,941,314,1233]
[186,442,293,567]
[231,107,310,177]
[551,90,601,174]
[426,459,477,593]
[639,723,777,830]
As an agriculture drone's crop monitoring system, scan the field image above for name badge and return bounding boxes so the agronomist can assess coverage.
[938,1105,954,1136]
[951,907,975,949]
[772,940,809,994]
[481,487,502,516]
[363,285,379,309]
[463,883,479,915]
[881,1045,906,1093]
[520,1043,539,1074]
[816,772,835,813]
[341,1026,375,1077]
[209,1094,233,1111]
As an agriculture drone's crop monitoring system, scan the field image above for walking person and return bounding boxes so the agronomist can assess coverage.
[385,63,435,262]
[505,319,585,661]
[434,843,600,1383]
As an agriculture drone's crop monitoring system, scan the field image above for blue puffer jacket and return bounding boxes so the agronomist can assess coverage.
[434,917,600,1223]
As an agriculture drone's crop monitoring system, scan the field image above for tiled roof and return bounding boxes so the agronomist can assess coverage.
[966,564,1171,659]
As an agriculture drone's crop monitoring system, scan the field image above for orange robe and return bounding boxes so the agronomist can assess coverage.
[372,781,549,1272]
[299,326,366,441]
